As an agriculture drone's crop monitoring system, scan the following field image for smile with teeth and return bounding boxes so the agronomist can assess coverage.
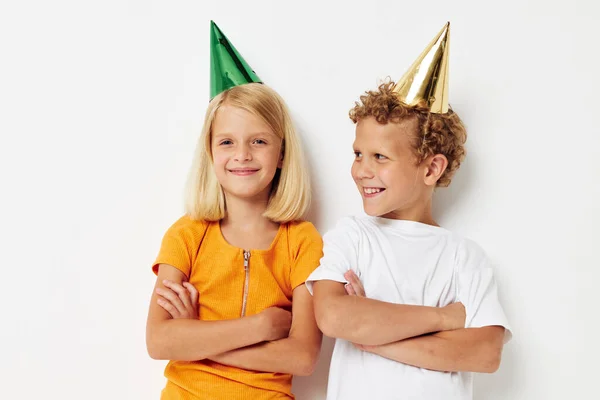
[363,187,385,196]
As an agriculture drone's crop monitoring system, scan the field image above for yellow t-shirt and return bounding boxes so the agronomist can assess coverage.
[152,216,323,400]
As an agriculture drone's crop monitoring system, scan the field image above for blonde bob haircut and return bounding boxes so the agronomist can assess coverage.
[184,83,311,223]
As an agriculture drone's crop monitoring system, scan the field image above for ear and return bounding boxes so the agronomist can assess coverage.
[278,141,285,169]
[423,154,448,186]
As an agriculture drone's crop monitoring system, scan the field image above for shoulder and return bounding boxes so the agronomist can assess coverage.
[327,215,368,236]
[163,215,211,242]
[455,237,492,270]
[284,220,323,258]
[286,220,323,247]
[287,220,321,239]
[326,215,382,241]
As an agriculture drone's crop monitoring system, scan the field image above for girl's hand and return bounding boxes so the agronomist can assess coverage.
[344,270,366,297]
[155,280,199,319]
[257,307,292,341]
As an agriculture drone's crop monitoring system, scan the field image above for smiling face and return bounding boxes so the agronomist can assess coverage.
[351,116,432,219]
[211,104,283,203]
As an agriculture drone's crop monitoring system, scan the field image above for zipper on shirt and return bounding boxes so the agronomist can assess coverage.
[241,250,251,317]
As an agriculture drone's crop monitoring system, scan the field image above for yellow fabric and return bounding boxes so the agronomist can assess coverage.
[152,216,323,399]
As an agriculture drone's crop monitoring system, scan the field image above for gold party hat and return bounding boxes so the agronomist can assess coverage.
[393,22,450,114]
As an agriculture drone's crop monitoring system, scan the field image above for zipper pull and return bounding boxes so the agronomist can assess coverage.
[243,250,250,270]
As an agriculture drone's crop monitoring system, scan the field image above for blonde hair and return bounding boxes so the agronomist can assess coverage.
[185,83,311,222]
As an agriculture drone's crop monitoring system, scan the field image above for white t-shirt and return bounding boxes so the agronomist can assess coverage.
[306,216,512,400]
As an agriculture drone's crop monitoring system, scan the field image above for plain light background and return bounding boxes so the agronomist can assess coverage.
[1,0,598,399]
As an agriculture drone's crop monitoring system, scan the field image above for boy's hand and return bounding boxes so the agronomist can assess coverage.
[441,302,466,331]
[344,270,365,297]
[257,307,292,341]
[156,280,199,320]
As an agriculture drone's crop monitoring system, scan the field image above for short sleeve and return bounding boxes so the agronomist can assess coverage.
[305,217,360,295]
[151,216,208,278]
[289,221,324,290]
[456,239,512,343]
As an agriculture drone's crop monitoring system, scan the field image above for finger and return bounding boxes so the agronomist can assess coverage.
[156,287,186,315]
[345,283,356,296]
[183,282,199,305]
[346,272,366,297]
[354,280,366,297]
[344,283,352,295]
[163,280,193,310]
[157,296,179,318]
[346,271,359,286]
[344,270,361,286]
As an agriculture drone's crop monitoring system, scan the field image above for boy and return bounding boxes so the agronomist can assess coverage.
[306,22,511,400]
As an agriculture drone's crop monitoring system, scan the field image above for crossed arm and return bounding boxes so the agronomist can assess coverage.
[312,271,505,373]
[146,264,322,376]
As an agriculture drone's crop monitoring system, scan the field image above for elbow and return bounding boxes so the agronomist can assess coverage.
[292,351,320,376]
[314,298,345,339]
[286,336,321,376]
[146,325,170,360]
[293,362,315,377]
[482,350,502,373]
[147,347,167,361]
[477,343,503,373]
[315,309,342,339]
[146,337,167,360]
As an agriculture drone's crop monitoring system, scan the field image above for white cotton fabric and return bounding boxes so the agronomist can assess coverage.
[306,216,512,400]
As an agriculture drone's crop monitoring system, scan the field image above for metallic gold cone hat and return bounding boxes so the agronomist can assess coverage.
[393,22,450,114]
[210,21,262,99]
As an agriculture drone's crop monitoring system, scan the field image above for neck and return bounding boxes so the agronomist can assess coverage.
[221,191,276,231]
[381,195,438,226]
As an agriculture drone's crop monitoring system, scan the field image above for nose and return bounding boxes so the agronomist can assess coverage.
[233,143,252,162]
[353,159,374,180]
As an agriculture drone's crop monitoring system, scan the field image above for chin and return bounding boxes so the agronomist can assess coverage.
[227,184,272,199]
[363,205,384,217]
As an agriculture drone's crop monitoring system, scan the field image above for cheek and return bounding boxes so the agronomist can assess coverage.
[262,148,282,169]
[378,166,401,186]
[211,149,226,165]
[350,162,359,180]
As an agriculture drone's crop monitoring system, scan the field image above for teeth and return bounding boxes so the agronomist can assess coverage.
[364,188,382,194]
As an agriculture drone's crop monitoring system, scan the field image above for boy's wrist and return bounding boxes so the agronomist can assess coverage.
[438,307,453,331]
[438,303,466,331]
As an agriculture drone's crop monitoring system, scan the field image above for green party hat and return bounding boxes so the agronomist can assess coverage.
[210,21,262,99]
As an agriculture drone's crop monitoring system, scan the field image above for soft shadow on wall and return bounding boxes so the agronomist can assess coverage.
[433,153,521,399]
[291,117,333,399]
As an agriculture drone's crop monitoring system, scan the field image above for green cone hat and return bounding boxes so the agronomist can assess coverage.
[210,21,262,99]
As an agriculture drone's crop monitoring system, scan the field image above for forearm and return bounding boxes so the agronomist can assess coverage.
[147,316,264,361]
[367,327,504,373]
[317,293,446,345]
[210,335,320,376]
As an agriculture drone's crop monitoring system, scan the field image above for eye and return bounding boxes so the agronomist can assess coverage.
[375,153,387,160]
[219,139,233,146]
[354,151,362,159]
[253,139,267,145]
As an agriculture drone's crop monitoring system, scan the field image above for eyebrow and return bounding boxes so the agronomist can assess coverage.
[213,131,276,138]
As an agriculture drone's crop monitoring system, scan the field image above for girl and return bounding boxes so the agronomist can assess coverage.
[145,81,323,399]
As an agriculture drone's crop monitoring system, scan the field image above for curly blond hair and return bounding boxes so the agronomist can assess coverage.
[349,81,467,187]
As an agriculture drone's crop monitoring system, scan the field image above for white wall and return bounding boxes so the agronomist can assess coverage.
[1,0,598,399]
